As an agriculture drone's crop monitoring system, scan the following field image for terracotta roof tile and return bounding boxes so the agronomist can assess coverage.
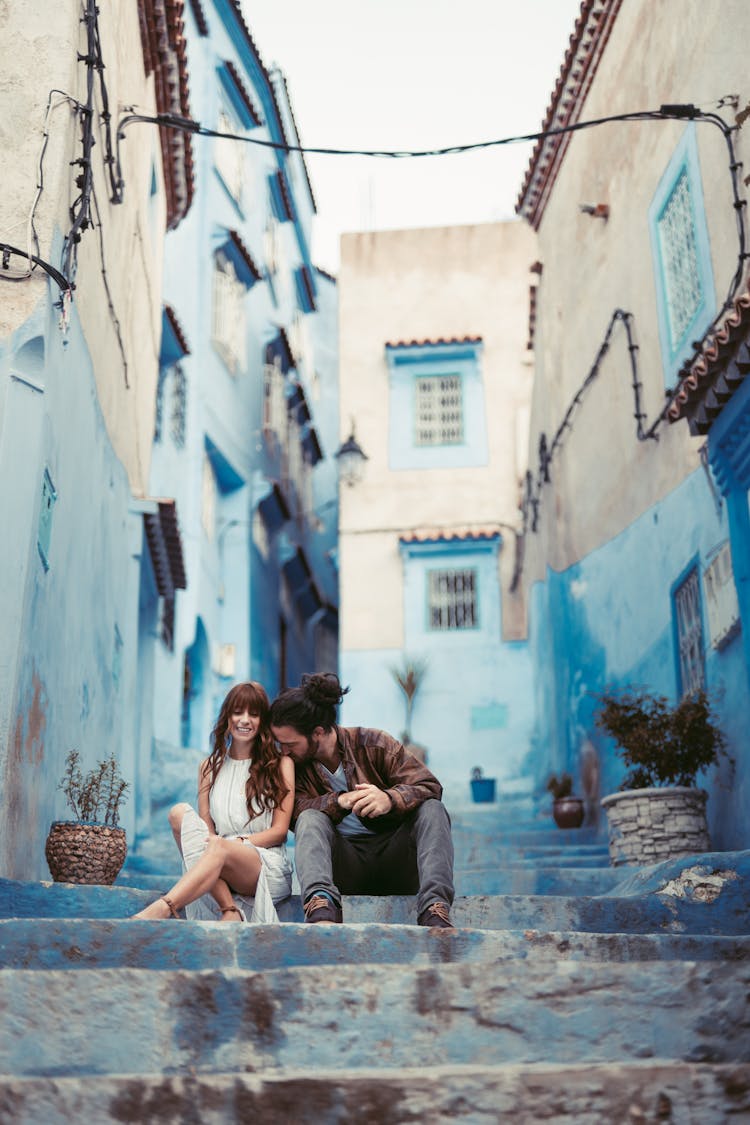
[137,0,195,230]
[516,0,623,230]
[144,498,187,594]
[227,229,262,282]
[667,282,750,433]
[186,0,208,35]
[272,68,318,213]
[399,526,502,544]
[385,336,483,349]
[163,303,191,355]
[223,59,262,126]
[223,3,317,212]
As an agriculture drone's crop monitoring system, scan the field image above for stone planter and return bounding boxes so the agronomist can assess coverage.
[600,786,710,866]
[552,796,585,829]
[45,821,127,884]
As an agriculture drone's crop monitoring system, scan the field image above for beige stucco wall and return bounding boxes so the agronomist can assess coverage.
[0,1,166,496]
[522,0,750,587]
[338,221,536,651]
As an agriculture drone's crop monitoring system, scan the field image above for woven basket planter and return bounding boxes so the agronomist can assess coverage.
[601,786,710,867]
[45,821,127,885]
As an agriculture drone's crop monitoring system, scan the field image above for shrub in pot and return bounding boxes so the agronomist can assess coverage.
[594,689,729,866]
[546,772,585,829]
[45,750,130,884]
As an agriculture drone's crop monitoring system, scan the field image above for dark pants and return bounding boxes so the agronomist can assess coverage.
[294,798,454,917]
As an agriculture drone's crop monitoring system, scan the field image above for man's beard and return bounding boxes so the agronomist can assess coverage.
[301,735,318,763]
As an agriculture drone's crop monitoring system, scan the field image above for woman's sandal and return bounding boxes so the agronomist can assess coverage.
[220,905,244,922]
[162,896,180,918]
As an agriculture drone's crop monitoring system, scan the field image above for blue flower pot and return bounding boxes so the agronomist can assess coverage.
[470,778,496,803]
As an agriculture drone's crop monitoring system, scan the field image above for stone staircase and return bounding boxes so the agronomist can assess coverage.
[0,799,749,1123]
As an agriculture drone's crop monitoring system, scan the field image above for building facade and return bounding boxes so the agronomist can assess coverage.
[516,0,750,845]
[0,0,192,878]
[337,223,536,797]
[137,0,338,854]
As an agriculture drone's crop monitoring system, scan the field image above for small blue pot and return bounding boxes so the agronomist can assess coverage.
[470,778,496,803]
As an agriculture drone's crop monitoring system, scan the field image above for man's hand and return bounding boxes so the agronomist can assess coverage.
[336,790,357,811]
[349,783,392,818]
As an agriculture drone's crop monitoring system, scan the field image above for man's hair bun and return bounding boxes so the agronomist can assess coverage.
[300,672,350,707]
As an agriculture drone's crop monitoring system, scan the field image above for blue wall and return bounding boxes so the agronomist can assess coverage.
[143,2,337,773]
[342,535,535,801]
[527,467,750,848]
[0,294,145,879]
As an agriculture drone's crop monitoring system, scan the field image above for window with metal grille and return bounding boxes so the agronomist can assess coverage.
[415,374,464,445]
[211,254,246,374]
[161,595,175,651]
[674,566,706,696]
[657,168,703,353]
[215,108,244,203]
[201,454,217,541]
[703,541,740,649]
[170,365,187,448]
[282,410,313,519]
[428,568,477,630]
[263,360,286,435]
[156,364,188,447]
[649,125,715,387]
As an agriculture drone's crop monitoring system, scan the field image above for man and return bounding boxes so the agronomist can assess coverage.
[269,672,455,928]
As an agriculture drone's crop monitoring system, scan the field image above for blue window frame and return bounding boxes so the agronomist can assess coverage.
[672,560,706,696]
[386,340,487,470]
[400,533,501,641]
[649,125,716,388]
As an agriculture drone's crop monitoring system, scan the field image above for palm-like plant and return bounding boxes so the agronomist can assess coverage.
[391,657,428,742]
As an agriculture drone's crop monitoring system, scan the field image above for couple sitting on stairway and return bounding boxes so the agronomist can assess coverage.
[134,672,455,929]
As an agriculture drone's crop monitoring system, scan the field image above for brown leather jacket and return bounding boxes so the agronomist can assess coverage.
[291,725,443,832]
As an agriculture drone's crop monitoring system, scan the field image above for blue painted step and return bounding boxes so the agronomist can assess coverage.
[0,917,747,971]
[2,960,748,1075]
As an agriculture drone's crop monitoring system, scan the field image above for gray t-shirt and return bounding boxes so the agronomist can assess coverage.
[321,763,374,837]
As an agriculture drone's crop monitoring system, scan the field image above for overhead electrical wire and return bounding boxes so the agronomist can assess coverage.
[4,84,748,515]
[517,103,748,547]
[4,99,740,292]
[114,103,708,166]
[90,180,129,388]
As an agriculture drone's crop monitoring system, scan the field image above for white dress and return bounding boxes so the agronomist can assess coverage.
[180,754,293,923]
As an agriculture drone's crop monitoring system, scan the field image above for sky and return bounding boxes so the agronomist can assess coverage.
[243,0,584,274]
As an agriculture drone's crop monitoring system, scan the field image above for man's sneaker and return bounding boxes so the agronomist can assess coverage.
[417,901,455,929]
[303,894,343,924]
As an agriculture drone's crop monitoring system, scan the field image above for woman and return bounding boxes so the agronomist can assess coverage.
[134,681,294,923]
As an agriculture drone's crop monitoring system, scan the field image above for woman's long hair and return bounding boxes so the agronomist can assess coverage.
[268,672,349,737]
[204,682,288,814]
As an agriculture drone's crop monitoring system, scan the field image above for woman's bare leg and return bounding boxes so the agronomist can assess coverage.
[133,836,261,919]
[168,802,191,851]
[211,875,242,919]
[164,804,238,919]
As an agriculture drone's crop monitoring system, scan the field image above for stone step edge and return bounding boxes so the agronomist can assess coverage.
[0,1060,747,1122]
[2,919,748,971]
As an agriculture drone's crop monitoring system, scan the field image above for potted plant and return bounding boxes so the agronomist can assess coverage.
[470,766,496,803]
[391,657,430,764]
[45,750,130,884]
[546,772,585,829]
[390,656,427,745]
[594,688,729,866]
